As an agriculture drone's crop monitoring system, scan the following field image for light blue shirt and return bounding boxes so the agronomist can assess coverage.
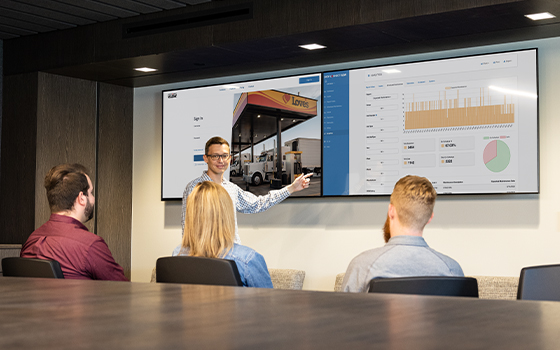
[341,235,464,293]
[181,171,290,243]
[173,243,273,289]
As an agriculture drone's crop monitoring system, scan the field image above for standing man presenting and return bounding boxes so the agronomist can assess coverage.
[181,136,311,243]
[341,175,463,293]
[21,163,128,281]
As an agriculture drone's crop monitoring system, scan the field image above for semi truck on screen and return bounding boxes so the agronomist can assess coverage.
[243,137,321,186]
[243,145,289,186]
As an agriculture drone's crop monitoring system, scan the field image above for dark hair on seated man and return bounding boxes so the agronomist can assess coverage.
[44,163,90,214]
[20,163,128,281]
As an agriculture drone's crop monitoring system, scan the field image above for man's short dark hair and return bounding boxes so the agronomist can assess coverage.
[205,137,230,155]
[44,163,91,213]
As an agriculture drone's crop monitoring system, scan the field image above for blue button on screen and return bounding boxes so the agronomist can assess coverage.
[299,76,320,84]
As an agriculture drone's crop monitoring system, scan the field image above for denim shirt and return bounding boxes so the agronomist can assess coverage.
[172,243,273,289]
[341,235,464,293]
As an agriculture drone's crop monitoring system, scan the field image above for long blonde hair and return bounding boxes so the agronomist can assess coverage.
[181,181,235,258]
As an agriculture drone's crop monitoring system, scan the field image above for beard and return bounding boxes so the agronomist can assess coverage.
[382,214,391,243]
[84,197,94,222]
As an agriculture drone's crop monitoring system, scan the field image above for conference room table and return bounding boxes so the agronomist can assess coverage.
[1,277,560,349]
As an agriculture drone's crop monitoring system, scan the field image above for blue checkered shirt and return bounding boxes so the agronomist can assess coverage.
[181,171,290,243]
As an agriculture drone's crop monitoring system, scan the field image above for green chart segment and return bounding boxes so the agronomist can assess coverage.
[483,140,510,172]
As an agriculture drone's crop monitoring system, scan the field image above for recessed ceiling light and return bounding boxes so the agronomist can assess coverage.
[525,12,556,20]
[299,43,326,50]
[382,69,401,74]
[134,67,157,72]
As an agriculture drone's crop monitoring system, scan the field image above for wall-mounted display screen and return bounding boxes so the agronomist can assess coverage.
[323,49,538,196]
[162,49,538,200]
[162,74,322,200]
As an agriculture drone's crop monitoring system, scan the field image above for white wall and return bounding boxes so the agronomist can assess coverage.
[132,37,560,291]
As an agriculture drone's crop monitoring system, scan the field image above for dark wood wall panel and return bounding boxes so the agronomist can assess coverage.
[0,73,133,273]
[96,82,133,278]
[0,73,38,244]
[0,40,3,178]
[35,73,97,232]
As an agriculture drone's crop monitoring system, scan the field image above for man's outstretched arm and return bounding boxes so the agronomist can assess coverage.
[235,173,313,214]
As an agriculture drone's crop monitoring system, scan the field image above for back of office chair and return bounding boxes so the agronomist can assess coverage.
[2,257,64,279]
[156,256,243,286]
[517,264,560,301]
[368,276,479,297]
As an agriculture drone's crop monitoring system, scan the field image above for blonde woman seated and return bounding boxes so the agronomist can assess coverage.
[172,181,273,288]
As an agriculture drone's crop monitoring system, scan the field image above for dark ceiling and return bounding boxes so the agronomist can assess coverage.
[0,0,212,40]
[3,0,560,87]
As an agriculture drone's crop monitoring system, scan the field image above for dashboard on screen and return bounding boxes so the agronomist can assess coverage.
[323,49,538,196]
[162,49,538,200]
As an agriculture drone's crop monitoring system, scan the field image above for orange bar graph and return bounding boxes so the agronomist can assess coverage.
[405,88,514,130]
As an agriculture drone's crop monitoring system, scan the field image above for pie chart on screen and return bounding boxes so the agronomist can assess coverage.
[483,140,510,172]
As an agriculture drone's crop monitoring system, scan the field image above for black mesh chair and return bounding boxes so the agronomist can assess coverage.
[2,257,64,279]
[517,264,560,301]
[368,276,479,297]
[156,256,243,286]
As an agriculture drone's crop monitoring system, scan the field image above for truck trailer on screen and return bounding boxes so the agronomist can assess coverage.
[284,138,321,176]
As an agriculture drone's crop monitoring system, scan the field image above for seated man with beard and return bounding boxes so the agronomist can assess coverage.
[20,163,127,281]
[341,175,463,293]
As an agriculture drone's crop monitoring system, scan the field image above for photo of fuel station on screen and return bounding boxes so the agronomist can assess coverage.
[160,73,322,200]
[230,84,322,198]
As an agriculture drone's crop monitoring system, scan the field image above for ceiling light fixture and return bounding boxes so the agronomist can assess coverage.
[134,67,157,72]
[525,12,556,20]
[299,43,326,50]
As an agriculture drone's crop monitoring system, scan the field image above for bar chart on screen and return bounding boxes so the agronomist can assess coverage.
[404,85,516,131]
[341,49,537,195]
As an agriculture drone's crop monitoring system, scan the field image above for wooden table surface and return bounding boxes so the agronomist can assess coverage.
[1,277,560,349]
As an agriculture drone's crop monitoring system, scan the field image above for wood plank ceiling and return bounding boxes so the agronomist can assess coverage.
[2,0,560,87]
[0,0,211,40]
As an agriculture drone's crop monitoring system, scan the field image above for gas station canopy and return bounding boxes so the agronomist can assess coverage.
[231,90,317,154]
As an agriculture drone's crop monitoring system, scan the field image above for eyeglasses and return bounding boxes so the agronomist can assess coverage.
[206,154,231,161]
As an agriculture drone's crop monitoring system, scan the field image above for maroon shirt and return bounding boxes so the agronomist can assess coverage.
[20,214,128,281]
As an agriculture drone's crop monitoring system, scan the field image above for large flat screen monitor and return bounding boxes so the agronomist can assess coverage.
[162,49,538,200]
[162,74,322,200]
[323,49,538,196]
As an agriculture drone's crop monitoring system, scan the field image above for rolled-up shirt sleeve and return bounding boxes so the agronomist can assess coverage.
[234,186,290,214]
